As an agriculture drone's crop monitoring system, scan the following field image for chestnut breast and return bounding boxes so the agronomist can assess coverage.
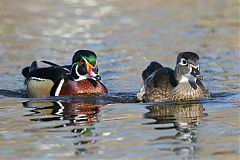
[59,79,108,96]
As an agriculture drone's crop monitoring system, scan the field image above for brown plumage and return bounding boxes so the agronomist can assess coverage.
[137,52,210,102]
[59,79,108,96]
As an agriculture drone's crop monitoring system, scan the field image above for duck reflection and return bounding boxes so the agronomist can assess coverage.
[23,100,104,146]
[144,103,205,142]
[144,103,206,157]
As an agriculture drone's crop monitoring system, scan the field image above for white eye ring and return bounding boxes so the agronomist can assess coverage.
[180,58,188,66]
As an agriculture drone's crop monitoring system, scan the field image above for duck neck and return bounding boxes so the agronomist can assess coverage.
[174,66,197,89]
[174,66,182,83]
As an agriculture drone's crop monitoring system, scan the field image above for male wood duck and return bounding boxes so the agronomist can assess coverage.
[137,52,210,102]
[22,50,108,98]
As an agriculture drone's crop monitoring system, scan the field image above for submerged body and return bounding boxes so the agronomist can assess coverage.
[137,52,210,102]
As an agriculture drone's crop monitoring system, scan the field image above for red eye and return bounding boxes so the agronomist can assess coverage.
[80,59,85,64]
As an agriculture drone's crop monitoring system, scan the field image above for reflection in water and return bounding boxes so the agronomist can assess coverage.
[23,100,103,152]
[144,103,206,156]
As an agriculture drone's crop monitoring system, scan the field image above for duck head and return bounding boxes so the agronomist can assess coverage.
[70,50,101,81]
[175,52,203,87]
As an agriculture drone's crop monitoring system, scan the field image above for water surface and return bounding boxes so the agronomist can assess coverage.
[0,0,239,159]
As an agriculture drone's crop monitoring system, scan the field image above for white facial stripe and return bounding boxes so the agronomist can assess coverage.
[82,57,89,64]
[55,79,64,96]
[179,58,199,69]
[75,64,81,77]
[190,64,199,69]
[82,56,96,68]
[72,57,98,81]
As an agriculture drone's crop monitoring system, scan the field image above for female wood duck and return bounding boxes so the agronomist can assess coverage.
[22,50,108,98]
[137,52,210,102]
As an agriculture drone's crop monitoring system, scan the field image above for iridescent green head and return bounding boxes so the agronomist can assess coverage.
[71,50,100,81]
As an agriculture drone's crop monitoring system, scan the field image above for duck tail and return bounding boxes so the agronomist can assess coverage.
[142,61,163,81]
[22,61,38,78]
[29,61,38,73]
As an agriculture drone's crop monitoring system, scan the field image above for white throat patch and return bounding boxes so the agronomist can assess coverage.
[179,74,196,84]
[73,75,88,81]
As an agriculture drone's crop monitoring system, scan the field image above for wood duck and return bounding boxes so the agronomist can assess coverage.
[137,52,210,102]
[22,50,108,98]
